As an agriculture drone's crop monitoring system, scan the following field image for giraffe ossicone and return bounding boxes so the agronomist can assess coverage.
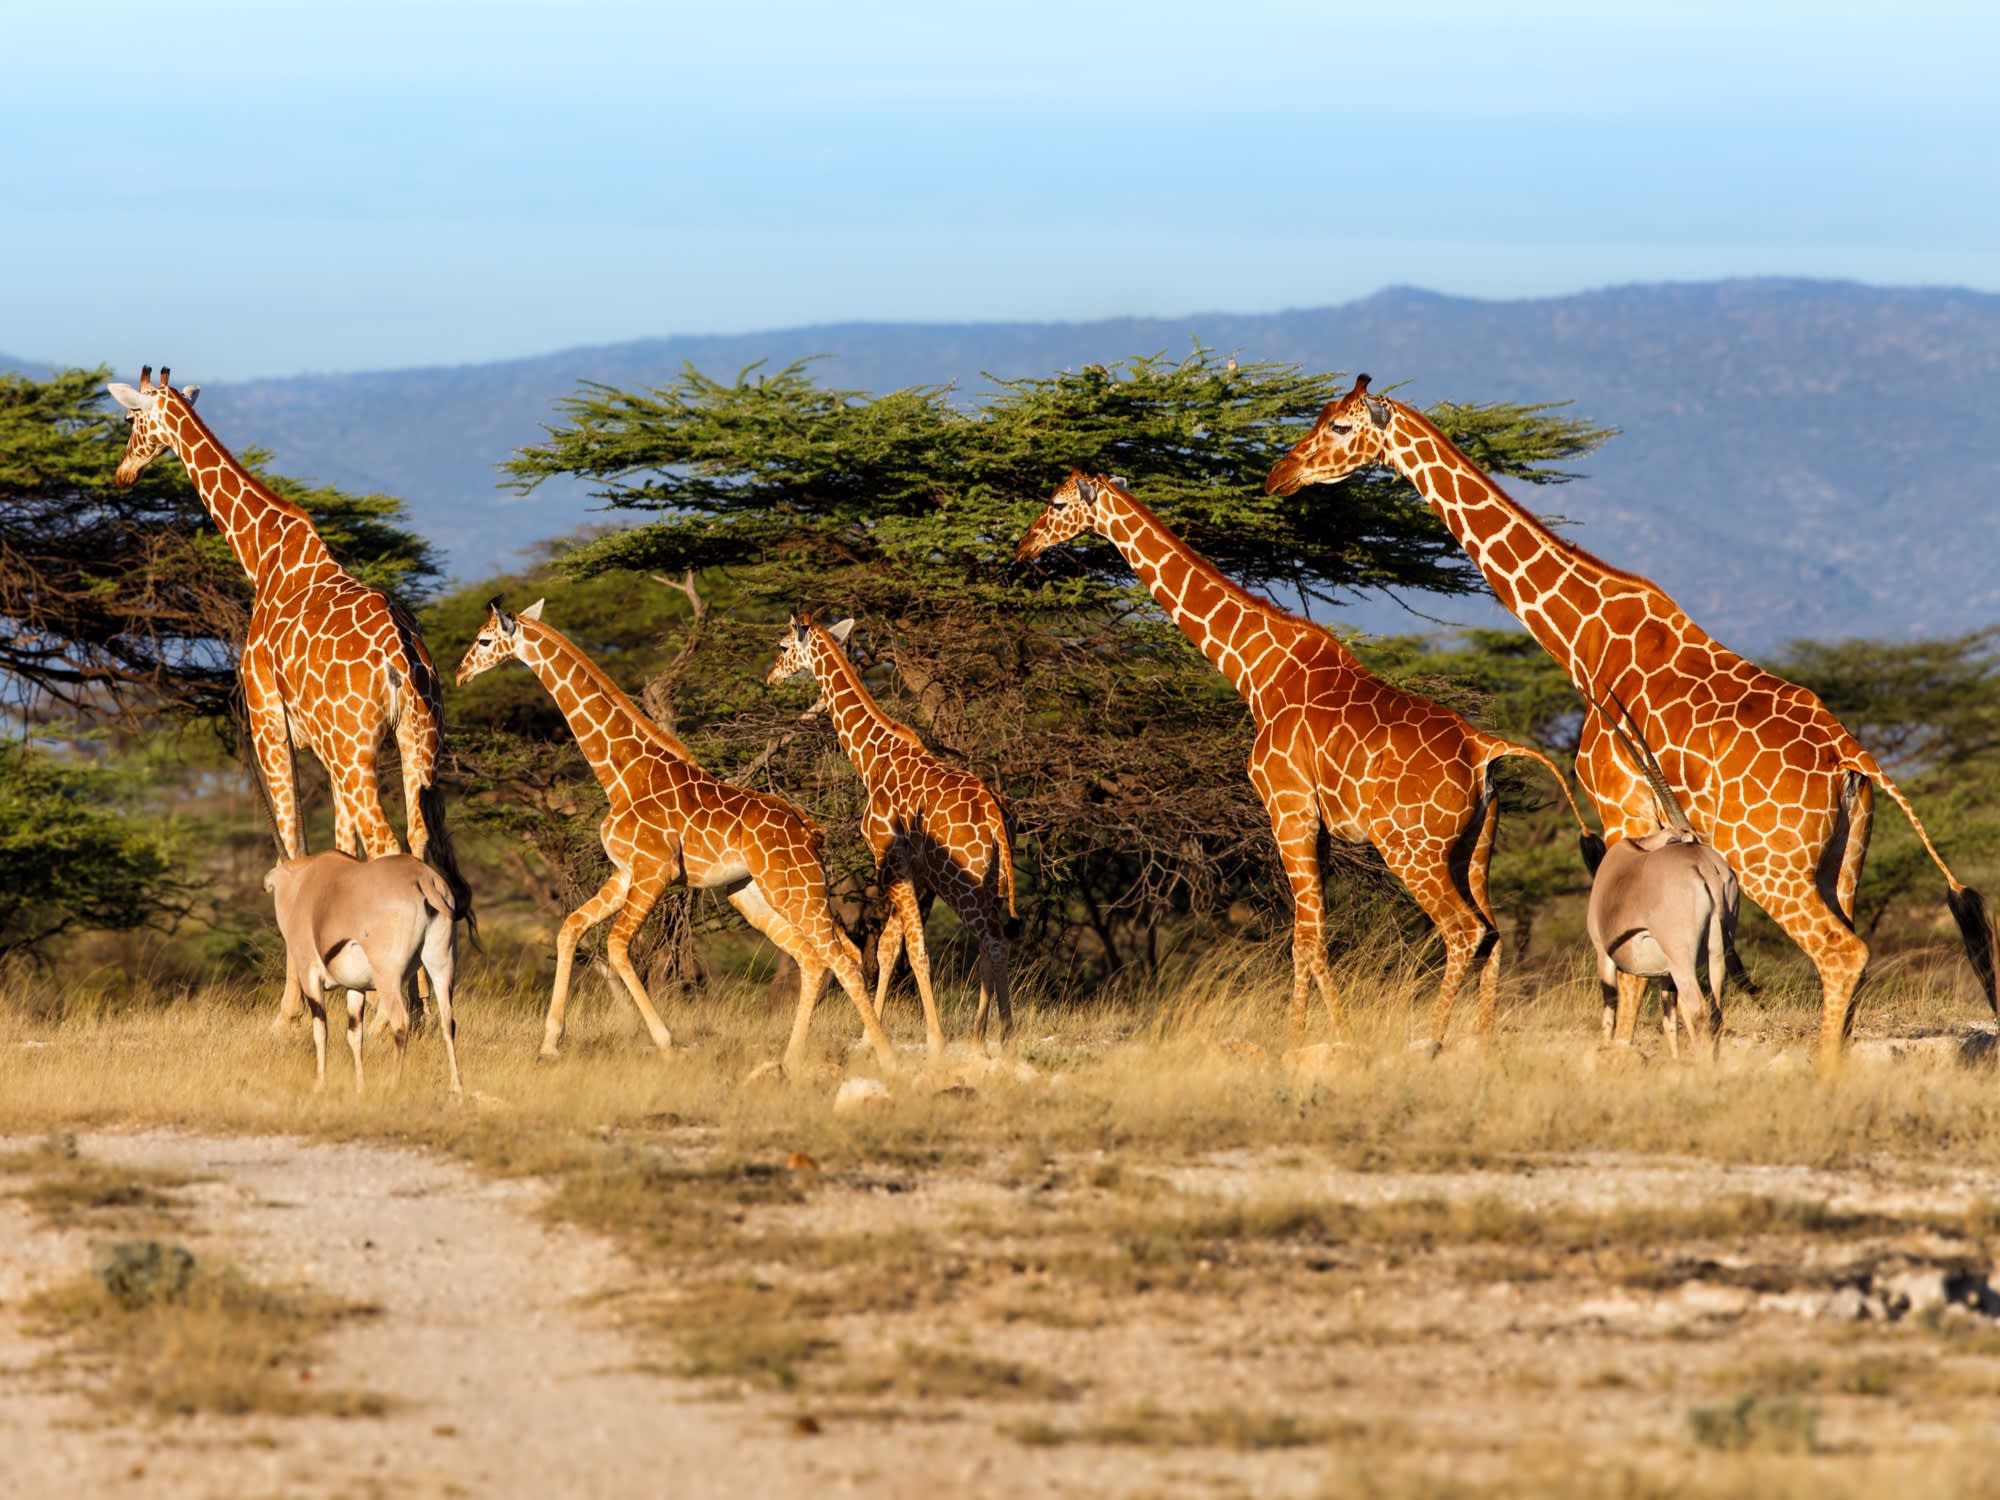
[1017,468,1591,1048]
[1267,375,1999,1064]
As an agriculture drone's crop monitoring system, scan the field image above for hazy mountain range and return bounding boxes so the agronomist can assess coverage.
[14,278,2000,652]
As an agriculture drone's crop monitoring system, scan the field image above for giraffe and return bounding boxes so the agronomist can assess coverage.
[765,611,1016,1057]
[1015,471,1592,1047]
[106,365,472,1026]
[1266,375,1998,1064]
[452,599,900,1074]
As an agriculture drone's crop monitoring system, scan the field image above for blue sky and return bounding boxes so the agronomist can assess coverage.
[5,0,1997,379]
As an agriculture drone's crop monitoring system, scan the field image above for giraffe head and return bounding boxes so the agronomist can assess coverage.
[1263,375,1398,496]
[105,365,202,488]
[766,611,856,685]
[454,597,545,686]
[1015,470,1116,562]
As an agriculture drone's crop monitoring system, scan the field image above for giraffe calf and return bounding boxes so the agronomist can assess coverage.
[264,852,464,1096]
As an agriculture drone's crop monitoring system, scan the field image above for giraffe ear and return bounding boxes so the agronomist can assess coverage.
[106,383,146,410]
[1362,394,1391,429]
[180,384,200,407]
[1075,474,1098,505]
[489,599,516,632]
[827,618,857,645]
[519,598,545,621]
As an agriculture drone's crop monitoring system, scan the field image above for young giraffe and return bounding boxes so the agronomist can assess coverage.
[1016,471,1591,1046]
[765,612,1016,1056]
[1267,375,1998,1064]
[453,599,899,1073]
[107,365,471,1026]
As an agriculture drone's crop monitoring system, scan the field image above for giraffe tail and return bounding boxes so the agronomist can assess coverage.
[992,813,1017,920]
[1847,751,1998,1015]
[1481,738,1606,875]
[415,781,479,946]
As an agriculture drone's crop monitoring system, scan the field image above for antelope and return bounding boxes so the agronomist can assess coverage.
[265,852,465,1095]
[1583,690,1741,1060]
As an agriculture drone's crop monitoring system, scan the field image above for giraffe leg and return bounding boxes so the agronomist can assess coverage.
[245,665,309,1032]
[825,926,898,1072]
[543,868,632,1060]
[872,907,906,1023]
[1610,972,1648,1046]
[1261,792,1338,1039]
[1376,828,1493,1053]
[971,888,1012,1047]
[883,864,945,1060]
[605,865,674,1053]
[1831,774,1875,929]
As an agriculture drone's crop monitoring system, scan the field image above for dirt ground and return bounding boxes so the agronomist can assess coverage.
[6,1106,2000,1499]
[7,955,2000,1498]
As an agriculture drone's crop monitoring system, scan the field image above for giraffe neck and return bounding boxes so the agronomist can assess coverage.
[517,620,696,798]
[157,397,337,592]
[807,629,904,787]
[1379,403,1694,678]
[1095,481,1347,712]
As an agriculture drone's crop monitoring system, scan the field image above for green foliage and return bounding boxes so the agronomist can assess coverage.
[512,349,1609,609]
[0,740,186,957]
[487,353,1613,980]
[0,366,439,719]
[1775,630,2000,938]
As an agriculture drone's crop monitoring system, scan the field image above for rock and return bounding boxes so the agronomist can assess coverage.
[833,1077,893,1116]
[1675,1281,1755,1318]
[1815,1286,1871,1322]
[1282,1042,1335,1081]
[1878,1269,1950,1319]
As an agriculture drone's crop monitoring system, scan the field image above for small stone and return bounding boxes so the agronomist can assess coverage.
[1878,1269,1949,1319]
[1816,1286,1870,1321]
[1676,1280,1754,1318]
[833,1077,893,1115]
[1282,1042,1335,1081]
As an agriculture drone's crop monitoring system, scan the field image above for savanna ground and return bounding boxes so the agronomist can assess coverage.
[5,932,2000,1499]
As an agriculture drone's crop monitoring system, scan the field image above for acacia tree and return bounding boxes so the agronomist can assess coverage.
[492,351,1613,983]
[0,367,439,721]
[0,367,440,962]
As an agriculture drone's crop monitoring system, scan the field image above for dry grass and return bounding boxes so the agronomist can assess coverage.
[28,1240,388,1419]
[7,939,2000,1488]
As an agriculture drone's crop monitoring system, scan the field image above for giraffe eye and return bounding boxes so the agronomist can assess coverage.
[476,635,492,647]
[1329,421,1353,435]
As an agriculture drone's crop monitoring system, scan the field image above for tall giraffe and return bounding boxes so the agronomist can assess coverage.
[1016,471,1591,1046]
[1266,375,1998,1061]
[453,599,900,1073]
[107,366,472,1022]
[766,612,1016,1056]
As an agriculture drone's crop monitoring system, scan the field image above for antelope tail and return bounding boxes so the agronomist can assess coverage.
[1849,750,1998,1014]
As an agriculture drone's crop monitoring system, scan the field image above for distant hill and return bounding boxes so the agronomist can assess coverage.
[45,279,2000,651]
